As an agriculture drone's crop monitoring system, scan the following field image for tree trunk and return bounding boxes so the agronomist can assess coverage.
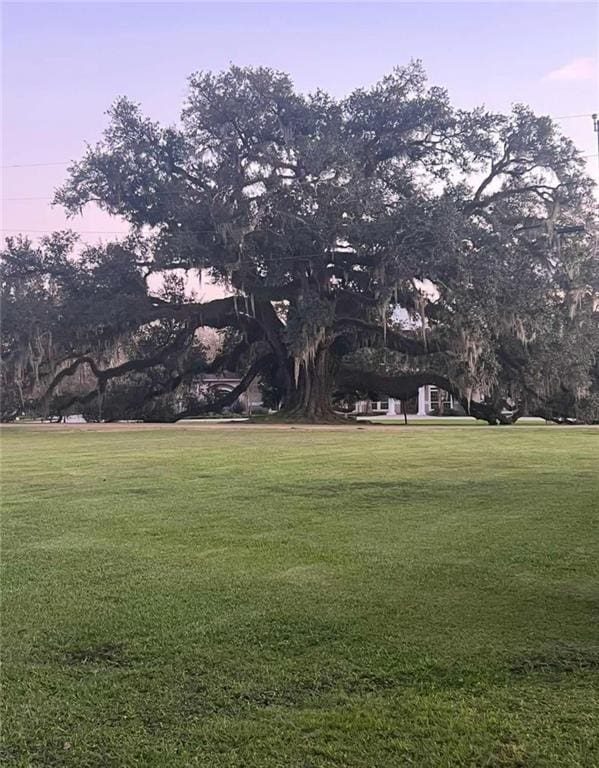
[277,348,345,422]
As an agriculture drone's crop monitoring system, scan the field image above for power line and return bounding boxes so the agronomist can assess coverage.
[2,116,597,169]
[0,227,218,235]
[2,148,595,170]
[0,228,134,235]
[0,231,348,262]
[554,113,594,120]
[4,157,598,203]
[3,190,205,200]
[0,227,366,267]
[0,244,351,268]
[2,161,71,169]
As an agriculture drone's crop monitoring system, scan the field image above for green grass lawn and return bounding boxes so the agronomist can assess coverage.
[2,424,598,767]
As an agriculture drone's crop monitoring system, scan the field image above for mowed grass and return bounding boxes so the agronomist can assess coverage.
[1,424,598,768]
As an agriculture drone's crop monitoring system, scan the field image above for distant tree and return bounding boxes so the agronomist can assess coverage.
[2,63,597,422]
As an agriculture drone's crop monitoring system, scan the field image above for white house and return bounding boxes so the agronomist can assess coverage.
[354,385,460,416]
[189,374,460,417]
[189,373,264,413]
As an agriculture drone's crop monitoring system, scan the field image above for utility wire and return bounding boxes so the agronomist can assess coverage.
[3,149,596,169]
[0,228,140,235]
[2,161,71,169]
[2,116,597,169]
[0,225,277,235]
[554,113,594,120]
[0,252,361,269]
[4,155,598,202]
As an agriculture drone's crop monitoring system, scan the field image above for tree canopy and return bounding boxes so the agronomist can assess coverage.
[2,62,598,423]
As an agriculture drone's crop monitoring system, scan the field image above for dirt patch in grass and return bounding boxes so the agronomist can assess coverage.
[511,644,599,676]
[483,740,530,767]
[61,643,134,668]
[181,666,476,718]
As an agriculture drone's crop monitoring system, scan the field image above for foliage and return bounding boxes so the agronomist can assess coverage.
[2,62,597,422]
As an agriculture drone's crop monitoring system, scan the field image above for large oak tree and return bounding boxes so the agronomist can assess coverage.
[2,63,597,422]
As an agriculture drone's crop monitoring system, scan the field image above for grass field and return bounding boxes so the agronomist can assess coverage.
[2,424,598,767]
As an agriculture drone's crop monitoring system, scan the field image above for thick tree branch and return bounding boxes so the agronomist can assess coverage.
[335,365,515,424]
[41,326,194,404]
[334,317,431,356]
[173,353,274,420]
[336,366,453,401]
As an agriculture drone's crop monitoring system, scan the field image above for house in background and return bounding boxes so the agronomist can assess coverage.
[191,373,263,414]
[190,374,462,418]
[354,385,463,416]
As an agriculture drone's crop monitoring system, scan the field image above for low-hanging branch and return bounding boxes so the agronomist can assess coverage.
[334,317,433,356]
[40,326,196,405]
[334,365,519,424]
[172,353,275,421]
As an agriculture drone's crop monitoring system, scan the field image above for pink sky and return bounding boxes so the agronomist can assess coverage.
[2,1,598,262]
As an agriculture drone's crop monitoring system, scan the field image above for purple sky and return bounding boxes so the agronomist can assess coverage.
[2,1,598,245]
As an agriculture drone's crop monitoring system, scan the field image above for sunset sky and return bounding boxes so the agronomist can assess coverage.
[2,1,598,249]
